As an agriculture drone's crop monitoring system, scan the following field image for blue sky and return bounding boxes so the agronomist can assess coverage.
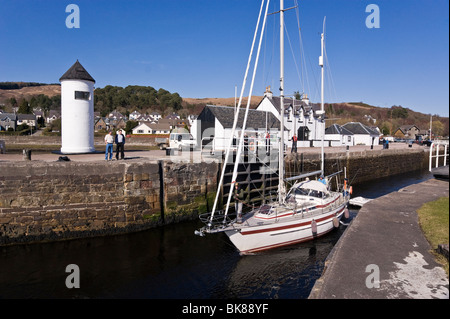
[0,0,448,116]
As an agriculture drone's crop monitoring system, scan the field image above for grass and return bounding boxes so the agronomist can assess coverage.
[417,196,449,277]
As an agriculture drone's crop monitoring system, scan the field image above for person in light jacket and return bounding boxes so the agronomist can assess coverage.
[104,131,114,161]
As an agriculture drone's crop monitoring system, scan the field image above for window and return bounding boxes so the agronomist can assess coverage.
[74,91,90,100]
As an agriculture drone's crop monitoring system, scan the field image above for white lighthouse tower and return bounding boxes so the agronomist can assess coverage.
[59,60,96,154]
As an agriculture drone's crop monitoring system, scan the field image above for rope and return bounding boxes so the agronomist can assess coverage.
[209,0,266,222]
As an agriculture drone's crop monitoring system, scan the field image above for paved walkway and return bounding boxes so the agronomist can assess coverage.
[309,178,449,299]
[0,142,427,163]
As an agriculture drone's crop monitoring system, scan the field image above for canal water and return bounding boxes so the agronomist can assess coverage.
[0,170,433,299]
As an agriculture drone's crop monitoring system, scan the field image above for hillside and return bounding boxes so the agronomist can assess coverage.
[323,102,449,136]
[183,96,262,108]
[1,82,448,137]
[0,84,60,104]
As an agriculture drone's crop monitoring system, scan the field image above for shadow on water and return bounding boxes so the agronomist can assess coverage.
[0,170,433,299]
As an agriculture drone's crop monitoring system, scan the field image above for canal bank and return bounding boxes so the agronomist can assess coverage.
[0,144,440,246]
[308,177,449,299]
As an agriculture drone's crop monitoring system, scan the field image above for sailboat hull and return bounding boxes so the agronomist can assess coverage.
[225,205,346,254]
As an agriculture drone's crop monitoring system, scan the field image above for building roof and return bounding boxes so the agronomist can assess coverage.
[258,95,319,115]
[0,113,17,121]
[59,60,95,83]
[134,122,171,132]
[201,105,282,130]
[342,122,379,136]
[397,125,420,134]
[17,114,36,120]
[325,124,354,135]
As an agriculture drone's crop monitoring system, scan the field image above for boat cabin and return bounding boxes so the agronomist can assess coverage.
[287,180,329,201]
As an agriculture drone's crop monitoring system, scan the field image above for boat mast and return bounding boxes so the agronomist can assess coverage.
[319,17,326,174]
[278,0,286,204]
[208,0,267,224]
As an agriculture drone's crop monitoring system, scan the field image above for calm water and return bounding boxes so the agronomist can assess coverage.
[0,170,432,299]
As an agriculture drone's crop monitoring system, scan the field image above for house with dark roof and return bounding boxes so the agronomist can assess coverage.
[46,110,61,123]
[129,110,141,120]
[94,117,108,131]
[394,125,420,140]
[324,124,354,146]
[192,104,281,151]
[132,122,171,135]
[0,113,17,131]
[150,111,162,121]
[341,122,380,145]
[108,111,125,120]
[256,86,325,147]
[17,114,37,127]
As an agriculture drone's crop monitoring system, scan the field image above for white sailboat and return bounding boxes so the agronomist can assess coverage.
[195,0,350,254]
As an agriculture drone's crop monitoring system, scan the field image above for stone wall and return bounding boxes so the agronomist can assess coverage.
[0,147,437,246]
[0,160,218,245]
[285,148,431,185]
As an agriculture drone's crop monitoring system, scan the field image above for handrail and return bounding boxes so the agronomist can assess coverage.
[429,141,449,171]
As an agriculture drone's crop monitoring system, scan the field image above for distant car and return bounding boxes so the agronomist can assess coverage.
[155,137,169,150]
[422,140,432,146]
[169,132,197,151]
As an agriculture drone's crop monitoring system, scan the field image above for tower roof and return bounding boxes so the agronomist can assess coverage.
[59,60,95,83]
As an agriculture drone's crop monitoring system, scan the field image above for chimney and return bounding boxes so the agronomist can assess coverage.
[264,86,273,99]
[302,93,310,106]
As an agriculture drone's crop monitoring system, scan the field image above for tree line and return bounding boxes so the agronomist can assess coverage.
[7,95,60,114]
[94,85,182,117]
[3,84,183,118]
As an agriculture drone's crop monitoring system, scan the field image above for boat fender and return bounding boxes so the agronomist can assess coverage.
[311,219,317,235]
[349,186,353,195]
[332,217,339,228]
[344,208,350,219]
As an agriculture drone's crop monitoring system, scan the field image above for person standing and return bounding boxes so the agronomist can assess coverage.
[291,134,298,153]
[104,131,114,161]
[318,174,327,185]
[265,132,270,155]
[233,182,245,223]
[115,129,126,160]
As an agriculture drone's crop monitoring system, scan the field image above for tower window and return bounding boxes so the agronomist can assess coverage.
[75,91,90,100]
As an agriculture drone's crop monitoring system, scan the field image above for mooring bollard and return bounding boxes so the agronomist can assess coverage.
[23,149,32,161]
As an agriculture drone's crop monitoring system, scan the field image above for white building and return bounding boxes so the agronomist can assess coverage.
[256,86,325,147]
[341,122,380,146]
[129,110,141,120]
[59,60,96,154]
[132,122,171,135]
[192,104,281,152]
[17,114,37,127]
[324,124,354,146]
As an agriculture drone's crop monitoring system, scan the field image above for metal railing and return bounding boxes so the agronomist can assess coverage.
[429,140,449,171]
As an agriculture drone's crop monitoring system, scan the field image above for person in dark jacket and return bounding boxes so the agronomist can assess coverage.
[233,182,245,223]
[115,129,126,160]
